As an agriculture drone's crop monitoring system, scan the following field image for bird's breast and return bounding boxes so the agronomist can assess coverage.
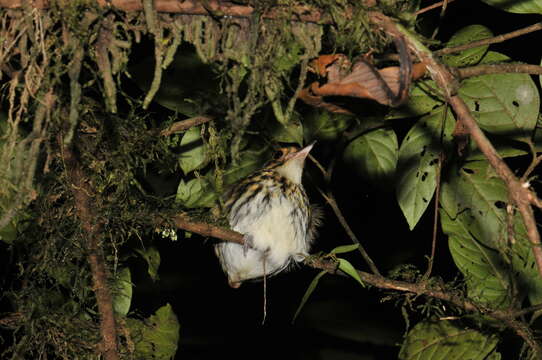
[228,177,310,263]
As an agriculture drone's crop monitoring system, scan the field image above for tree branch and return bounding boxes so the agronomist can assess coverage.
[370,9,542,297]
[415,0,458,16]
[171,214,244,245]
[435,22,542,56]
[171,213,541,356]
[62,146,120,360]
[457,64,542,79]
[0,0,328,22]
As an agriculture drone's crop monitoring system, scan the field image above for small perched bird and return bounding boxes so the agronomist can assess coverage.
[215,142,321,288]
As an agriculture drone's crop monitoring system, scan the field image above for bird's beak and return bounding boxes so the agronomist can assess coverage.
[288,141,315,161]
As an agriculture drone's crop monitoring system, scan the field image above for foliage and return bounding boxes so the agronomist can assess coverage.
[0,0,542,359]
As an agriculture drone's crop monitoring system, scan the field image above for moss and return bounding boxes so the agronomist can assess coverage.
[0,2,403,357]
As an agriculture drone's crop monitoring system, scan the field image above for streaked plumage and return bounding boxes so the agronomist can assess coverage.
[215,143,321,288]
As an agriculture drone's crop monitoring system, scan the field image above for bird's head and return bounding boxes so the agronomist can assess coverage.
[271,142,315,184]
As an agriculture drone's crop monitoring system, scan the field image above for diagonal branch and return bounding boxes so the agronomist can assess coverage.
[308,256,541,357]
[370,12,542,278]
[170,213,541,356]
[435,22,542,56]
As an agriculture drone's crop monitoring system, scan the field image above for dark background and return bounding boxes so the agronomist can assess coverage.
[0,1,539,359]
[125,1,541,359]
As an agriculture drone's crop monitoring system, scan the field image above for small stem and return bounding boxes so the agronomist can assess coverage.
[435,22,542,56]
[308,154,381,275]
[319,190,381,276]
[160,116,213,136]
[423,152,443,280]
[457,64,542,79]
[415,0,457,16]
[521,140,542,183]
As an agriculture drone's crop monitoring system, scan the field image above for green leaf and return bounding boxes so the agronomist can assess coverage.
[399,320,500,360]
[480,0,542,14]
[441,210,512,307]
[440,160,542,305]
[440,161,507,248]
[127,304,180,360]
[175,177,216,208]
[509,220,542,305]
[459,51,539,139]
[396,108,454,229]
[338,258,365,287]
[267,115,304,144]
[178,126,206,174]
[113,267,132,316]
[292,270,327,323]
[465,136,529,160]
[442,25,493,67]
[135,247,161,282]
[343,128,398,186]
[0,217,17,244]
[330,243,360,254]
[304,110,354,142]
[388,80,443,119]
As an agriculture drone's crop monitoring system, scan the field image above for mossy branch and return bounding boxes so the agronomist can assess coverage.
[62,145,120,360]
[95,14,117,113]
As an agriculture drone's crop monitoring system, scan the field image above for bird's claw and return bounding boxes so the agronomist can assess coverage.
[243,234,254,256]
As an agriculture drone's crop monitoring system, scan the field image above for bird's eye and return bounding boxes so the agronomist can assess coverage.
[274,148,286,160]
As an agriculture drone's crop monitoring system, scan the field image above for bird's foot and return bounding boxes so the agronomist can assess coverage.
[243,234,254,256]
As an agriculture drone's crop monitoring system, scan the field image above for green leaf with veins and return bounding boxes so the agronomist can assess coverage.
[113,267,132,316]
[396,107,454,229]
[127,304,180,360]
[459,51,539,140]
[480,0,542,14]
[343,127,398,186]
[400,320,500,360]
[442,25,493,67]
[178,126,206,174]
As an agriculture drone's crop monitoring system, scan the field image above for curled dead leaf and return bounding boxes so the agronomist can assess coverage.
[300,36,428,113]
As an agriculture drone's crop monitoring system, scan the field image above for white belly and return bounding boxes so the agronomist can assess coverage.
[216,186,309,285]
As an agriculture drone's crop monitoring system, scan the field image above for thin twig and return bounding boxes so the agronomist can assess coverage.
[308,155,381,276]
[435,22,542,56]
[415,0,457,15]
[371,10,542,290]
[368,13,542,357]
[521,140,542,183]
[457,64,542,79]
[424,152,443,280]
[160,116,213,136]
[317,188,381,276]
[512,302,542,318]
[310,257,542,356]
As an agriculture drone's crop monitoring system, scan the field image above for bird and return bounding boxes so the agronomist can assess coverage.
[214,142,321,288]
